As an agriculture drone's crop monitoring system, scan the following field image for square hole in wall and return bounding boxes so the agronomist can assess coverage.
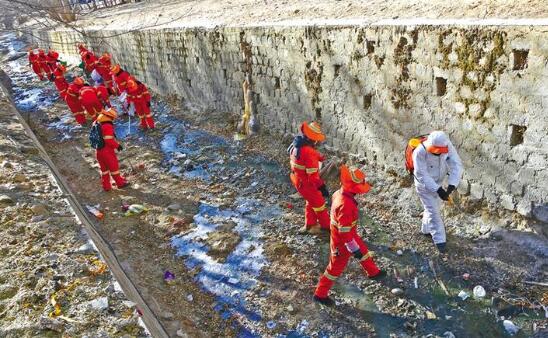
[512,49,528,70]
[510,124,526,146]
[366,41,375,54]
[363,94,372,109]
[435,77,447,96]
[334,64,342,78]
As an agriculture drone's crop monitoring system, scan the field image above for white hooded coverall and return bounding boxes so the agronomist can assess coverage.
[412,131,463,244]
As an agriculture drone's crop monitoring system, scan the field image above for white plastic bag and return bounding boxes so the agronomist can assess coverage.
[90,69,102,84]
[128,102,135,117]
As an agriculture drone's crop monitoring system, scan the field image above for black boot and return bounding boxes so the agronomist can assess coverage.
[313,295,335,306]
[369,270,387,280]
[436,242,447,253]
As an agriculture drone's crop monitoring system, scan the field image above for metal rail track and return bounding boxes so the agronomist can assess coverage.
[0,82,170,338]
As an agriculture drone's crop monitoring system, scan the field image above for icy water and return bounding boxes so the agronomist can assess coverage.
[2,32,545,337]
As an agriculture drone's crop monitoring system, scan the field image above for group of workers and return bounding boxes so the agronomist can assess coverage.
[28,44,464,307]
[28,44,156,191]
[289,122,463,305]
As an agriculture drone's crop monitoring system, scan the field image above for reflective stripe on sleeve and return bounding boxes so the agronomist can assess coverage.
[110,171,120,175]
[103,136,114,140]
[360,251,375,261]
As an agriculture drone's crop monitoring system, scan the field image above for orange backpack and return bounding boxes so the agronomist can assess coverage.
[405,135,428,174]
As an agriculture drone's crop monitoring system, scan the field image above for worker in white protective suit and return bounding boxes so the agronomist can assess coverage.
[412,131,463,252]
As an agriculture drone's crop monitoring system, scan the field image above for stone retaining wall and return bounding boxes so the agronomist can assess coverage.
[31,24,548,222]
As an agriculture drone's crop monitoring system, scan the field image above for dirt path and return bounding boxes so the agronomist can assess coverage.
[3,32,547,337]
[75,0,548,31]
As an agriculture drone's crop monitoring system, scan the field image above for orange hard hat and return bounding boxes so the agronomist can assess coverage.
[73,77,85,86]
[101,52,111,60]
[78,43,86,50]
[97,107,118,123]
[301,121,325,142]
[340,164,371,195]
[127,78,137,90]
[38,49,45,54]
[110,64,120,74]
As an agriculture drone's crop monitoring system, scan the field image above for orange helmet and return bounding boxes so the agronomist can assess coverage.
[110,64,121,74]
[73,77,85,86]
[78,43,86,50]
[97,107,118,123]
[340,165,371,195]
[301,121,325,142]
[127,78,138,90]
[38,49,45,54]
[101,53,111,60]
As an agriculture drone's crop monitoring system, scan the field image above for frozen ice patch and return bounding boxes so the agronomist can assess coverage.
[171,198,281,325]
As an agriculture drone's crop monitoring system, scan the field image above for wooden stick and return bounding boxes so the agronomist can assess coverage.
[523,281,548,287]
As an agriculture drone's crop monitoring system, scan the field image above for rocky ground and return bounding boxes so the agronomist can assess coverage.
[0,90,147,336]
[2,31,548,337]
[75,0,548,31]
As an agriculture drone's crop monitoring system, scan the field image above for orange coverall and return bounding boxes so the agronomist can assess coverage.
[314,189,381,299]
[79,85,103,121]
[63,82,86,125]
[289,145,330,230]
[96,121,127,191]
[127,81,155,129]
[28,52,43,80]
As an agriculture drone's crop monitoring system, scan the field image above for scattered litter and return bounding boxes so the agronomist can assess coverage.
[503,320,520,335]
[443,331,456,338]
[473,285,486,298]
[414,277,418,289]
[463,273,471,280]
[391,288,404,296]
[74,242,94,254]
[296,319,309,333]
[396,249,403,256]
[86,205,104,220]
[121,201,130,212]
[228,277,239,285]
[266,321,276,329]
[124,204,148,216]
[49,294,62,317]
[458,291,470,300]
[393,268,403,283]
[286,202,293,209]
[164,270,175,284]
[186,294,193,302]
[89,297,109,311]
[425,311,437,319]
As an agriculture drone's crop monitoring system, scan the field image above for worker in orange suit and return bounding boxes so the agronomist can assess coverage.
[78,44,88,56]
[95,82,111,108]
[50,64,69,99]
[313,165,385,305]
[95,53,114,91]
[78,44,97,74]
[79,82,104,121]
[94,108,128,191]
[28,49,44,80]
[126,78,155,129]
[110,64,131,95]
[287,121,330,234]
[63,77,86,125]
[37,49,52,79]
[46,49,59,73]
